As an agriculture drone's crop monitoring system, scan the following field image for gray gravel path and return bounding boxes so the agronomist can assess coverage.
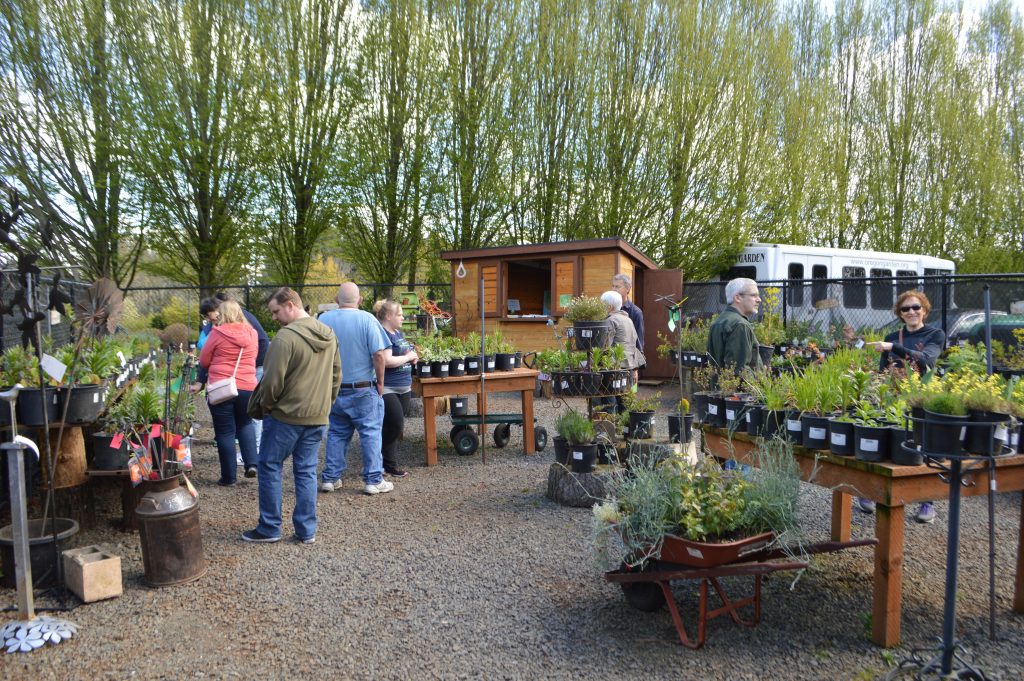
[3,387,1024,680]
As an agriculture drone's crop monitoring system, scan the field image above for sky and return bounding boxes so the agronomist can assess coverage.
[817,0,1024,13]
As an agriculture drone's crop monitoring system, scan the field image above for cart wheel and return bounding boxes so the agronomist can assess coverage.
[450,425,469,444]
[454,428,479,456]
[534,426,548,452]
[493,423,511,448]
[620,560,666,612]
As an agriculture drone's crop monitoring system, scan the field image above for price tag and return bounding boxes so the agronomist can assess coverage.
[40,353,67,384]
[116,351,127,367]
[860,438,879,452]
[855,339,865,349]
[440,364,448,371]
[787,419,801,431]
[831,432,847,446]
[745,412,752,422]
[487,361,495,369]
[809,427,826,440]
[572,450,583,460]
[561,380,569,389]
[469,361,478,369]
[110,433,124,449]
[994,426,1008,442]
[726,410,736,421]
[707,404,718,415]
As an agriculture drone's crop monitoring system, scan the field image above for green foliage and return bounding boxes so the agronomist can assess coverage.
[563,296,608,323]
[923,392,968,417]
[554,409,594,445]
[622,391,659,414]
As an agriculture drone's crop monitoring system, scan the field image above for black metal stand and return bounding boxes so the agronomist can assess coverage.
[887,444,992,681]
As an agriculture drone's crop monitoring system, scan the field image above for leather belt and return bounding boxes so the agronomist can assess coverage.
[340,381,376,389]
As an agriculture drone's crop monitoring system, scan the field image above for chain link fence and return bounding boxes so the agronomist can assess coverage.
[679,274,1024,341]
[0,269,93,351]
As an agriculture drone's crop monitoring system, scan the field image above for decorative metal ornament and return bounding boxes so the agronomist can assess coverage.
[456,259,466,279]
[1,616,77,654]
[74,277,124,338]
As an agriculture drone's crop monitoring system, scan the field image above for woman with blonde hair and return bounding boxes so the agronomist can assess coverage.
[374,299,418,477]
[199,299,259,485]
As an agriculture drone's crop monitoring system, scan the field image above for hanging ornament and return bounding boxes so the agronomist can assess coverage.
[456,259,466,279]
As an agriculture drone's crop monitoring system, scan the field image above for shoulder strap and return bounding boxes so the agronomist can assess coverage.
[230,347,243,378]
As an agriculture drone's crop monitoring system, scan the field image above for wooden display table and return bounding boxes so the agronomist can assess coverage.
[702,427,1024,647]
[413,368,539,466]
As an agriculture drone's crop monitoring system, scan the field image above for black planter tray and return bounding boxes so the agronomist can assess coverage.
[903,440,1018,462]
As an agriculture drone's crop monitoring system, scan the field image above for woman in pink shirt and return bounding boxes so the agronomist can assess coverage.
[199,300,259,485]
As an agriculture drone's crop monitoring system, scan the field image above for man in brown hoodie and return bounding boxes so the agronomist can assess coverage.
[241,287,341,544]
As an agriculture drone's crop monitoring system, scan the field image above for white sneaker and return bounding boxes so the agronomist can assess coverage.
[320,479,342,493]
[236,452,244,466]
[363,479,394,495]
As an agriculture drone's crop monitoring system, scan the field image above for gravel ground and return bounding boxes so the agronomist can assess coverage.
[3,386,1024,680]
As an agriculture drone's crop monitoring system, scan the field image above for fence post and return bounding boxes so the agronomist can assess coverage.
[941,275,949,337]
[244,284,251,310]
[781,281,788,330]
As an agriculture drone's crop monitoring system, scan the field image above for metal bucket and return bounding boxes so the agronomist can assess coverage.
[135,475,206,587]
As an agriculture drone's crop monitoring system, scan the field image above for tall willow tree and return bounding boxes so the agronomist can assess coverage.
[436,0,524,250]
[0,0,143,286]
[575,0,665,249]
[254,0,358,289]
[114,0,263,293]
[343,0,444,286]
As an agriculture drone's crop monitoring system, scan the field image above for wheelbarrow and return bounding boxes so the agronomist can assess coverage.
[449,413,548,456]
[604,537,877,649]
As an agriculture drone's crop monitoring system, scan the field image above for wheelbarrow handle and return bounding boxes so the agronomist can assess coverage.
[522,351,537,369]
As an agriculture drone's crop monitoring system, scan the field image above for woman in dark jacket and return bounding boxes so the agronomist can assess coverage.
[861,290,946,523]
[374,300,419,478]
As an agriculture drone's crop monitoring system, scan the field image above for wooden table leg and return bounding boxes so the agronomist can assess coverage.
[873,503,905,647]
[1015,493,1024,612]
[522,388,535,455]
[423,393,438,466]
[831,490,852,543]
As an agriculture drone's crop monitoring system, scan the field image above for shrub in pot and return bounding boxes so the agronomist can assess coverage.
[963,386,1012,456]
[564,296,610,351]
[921,392,969,456]
[2,344,60,426]
[667,398,694,444]
[851,402,890,463]
[557,409,597,473]
[828,414,856,456]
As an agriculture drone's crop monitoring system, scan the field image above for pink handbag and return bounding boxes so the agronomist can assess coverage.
[207,348,243,405]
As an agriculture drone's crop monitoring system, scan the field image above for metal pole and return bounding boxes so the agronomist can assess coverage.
[5,443,34,620]
[479,274,486,465]
[983,285,993,376]
[939,458,964,675]
[988,457,997,640]
[941,275,950,337]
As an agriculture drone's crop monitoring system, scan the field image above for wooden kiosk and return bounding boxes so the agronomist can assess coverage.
[440,238,681,378]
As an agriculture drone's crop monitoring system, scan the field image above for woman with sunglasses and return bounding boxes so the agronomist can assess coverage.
[861,289,946,523]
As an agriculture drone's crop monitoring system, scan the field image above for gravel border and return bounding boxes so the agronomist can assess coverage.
[3,387,1023,680]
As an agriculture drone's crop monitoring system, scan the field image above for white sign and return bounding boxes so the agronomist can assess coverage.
[707,404,718,415]
[572,451,583,460]
[40,353,67,384]
[787,419,801,431]
[860,438,879,452]
[831,432,847,446]
[809,427,826,440]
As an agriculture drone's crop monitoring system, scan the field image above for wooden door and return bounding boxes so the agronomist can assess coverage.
[640,269,683,380]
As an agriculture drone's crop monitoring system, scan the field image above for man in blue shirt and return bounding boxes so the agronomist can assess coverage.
[318,282,393,495]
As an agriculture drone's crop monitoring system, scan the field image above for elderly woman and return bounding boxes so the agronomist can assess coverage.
[593,291,646,414]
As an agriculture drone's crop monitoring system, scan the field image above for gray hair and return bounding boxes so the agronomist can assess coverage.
[600,290,623,311]
[612,273,632,290]
[725,278,757,303]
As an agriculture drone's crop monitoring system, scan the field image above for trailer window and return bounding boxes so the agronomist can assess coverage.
[842,266,867,309]
[811,265,828,306]
[923,268,946,312]
[788,263,804,306]
[719,266,757,303]
[870,268,893,310]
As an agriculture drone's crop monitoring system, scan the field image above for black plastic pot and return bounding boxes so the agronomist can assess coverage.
[627,411,655,440]
[571,320,611,351]
[854,423,890,462]
[757,344,775,366]
[597,440,617,465]
[667,413,694,444]
[59,384,106,425]
[448,358,466,377]
[0,518,79,588]
[91,432,128,470]
[965,409,1011,456]
[482,354,496,373]
[601,370,630,394]
[416,363,433,380]
[569,442,598,473]
[450,397,469,416]
[801,414,831,450]
[514,352,523,368]
[494,353,515,371]
[553,436,569,465]
[0,389,11,426]
[430,360,450,379]
[745,403,765,437]
[17,387,60,426]
[921,409,969,456]
[706,394,726,428]
[465,356,481,375]
[762,408,787,440]
[692,392,711,424]
[784,410,803,446]
[828,418,855,456]
[890,431,921,465]
[723,397,749,431]
[577,372,603,396]
[669,349,679,365]
[910,405,925,443]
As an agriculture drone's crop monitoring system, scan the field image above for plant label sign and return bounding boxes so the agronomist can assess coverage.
[861,438,879,452]
[572,450,583,460]
[995,426,1008,443]
[707,404,718,415]
[787,419,801,431]
[116,351,127,367]
[745,412,751,422]
[809,427,826,440]
[40,353,67,384]
[726,409,736,421]
[831,432,846,446]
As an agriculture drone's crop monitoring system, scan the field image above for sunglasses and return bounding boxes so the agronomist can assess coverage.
[900,304,923,313]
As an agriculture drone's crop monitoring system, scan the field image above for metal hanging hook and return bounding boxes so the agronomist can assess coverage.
[456,259,466,279]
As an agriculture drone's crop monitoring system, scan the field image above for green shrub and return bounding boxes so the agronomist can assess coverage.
[563,296,608,323]
[924,391,968,416]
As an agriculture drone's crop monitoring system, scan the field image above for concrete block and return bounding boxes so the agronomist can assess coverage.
[62,545,122,603]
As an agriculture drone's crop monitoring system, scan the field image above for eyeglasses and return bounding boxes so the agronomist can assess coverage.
[738,292,760,298]
[900,304,923,313]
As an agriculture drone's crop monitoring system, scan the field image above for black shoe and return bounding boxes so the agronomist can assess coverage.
[244,466,257,478]
[217,480,236,487]
[241,528,280,543]
[385,467,408,478]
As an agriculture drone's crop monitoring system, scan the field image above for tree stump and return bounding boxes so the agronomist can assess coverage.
[545,463,610,508]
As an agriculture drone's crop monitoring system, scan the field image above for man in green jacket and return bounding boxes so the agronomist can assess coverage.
[242,287,342,544]
[707,278,763,373]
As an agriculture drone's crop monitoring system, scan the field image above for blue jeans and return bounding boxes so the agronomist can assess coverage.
[322,388,385,485]
[209,390,257,484]
[256,415,326,540]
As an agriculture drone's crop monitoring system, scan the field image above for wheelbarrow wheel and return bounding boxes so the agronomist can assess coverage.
[493,423,511,448]
[534,426,548,452]
[453,428,479,456]
[620,560,666,612]
[450,425,470,444]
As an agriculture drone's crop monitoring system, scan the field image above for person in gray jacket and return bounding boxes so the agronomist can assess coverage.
[707,278,763,373]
